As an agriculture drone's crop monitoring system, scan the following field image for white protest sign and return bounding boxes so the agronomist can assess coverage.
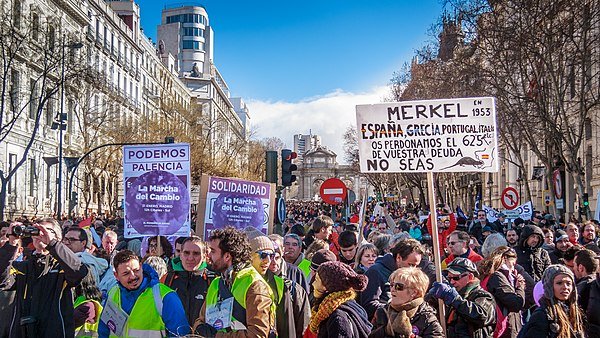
[483,201,533,222]
[356,97,498,173]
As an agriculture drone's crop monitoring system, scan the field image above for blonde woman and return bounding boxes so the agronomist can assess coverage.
[370,267,443,338]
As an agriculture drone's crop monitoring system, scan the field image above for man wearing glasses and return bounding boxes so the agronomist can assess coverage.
[0,218,88,337]
[63,227,108,285]
[249,236,309,338]
[194,227,276,337]
[427,257,496,338]
[442,230,483,269]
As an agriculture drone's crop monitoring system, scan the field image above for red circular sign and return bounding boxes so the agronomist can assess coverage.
[553,170,562,199]
[501,187,519,210]
[319,178,348,205]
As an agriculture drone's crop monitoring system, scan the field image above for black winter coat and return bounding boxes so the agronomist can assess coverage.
[369,301,444,338]
[446,284,496,338]
[519,302,584,338]
[486,269,525,338]
[161,268,213,327]
[0,241,88,338]
[360,253,396,320]
[317,300,372,338]
[577,273,600,338]
[266,271,310,338]
[516,225,551,282]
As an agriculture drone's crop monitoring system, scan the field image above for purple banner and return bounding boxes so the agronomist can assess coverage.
[123,144,191,238]
[203,176,271,239]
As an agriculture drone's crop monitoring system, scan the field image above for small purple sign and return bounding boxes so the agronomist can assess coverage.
[204,177,271,238]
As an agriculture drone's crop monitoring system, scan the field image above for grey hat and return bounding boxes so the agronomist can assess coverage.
[542,264,576,303]
[554,229,569,243]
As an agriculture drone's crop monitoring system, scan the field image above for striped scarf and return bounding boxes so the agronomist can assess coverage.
[309,290,356,334]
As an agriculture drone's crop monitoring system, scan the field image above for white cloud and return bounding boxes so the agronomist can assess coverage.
[246,86,390,164]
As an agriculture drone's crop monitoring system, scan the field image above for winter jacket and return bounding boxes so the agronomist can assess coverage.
[0,241,88,338]
[519,301,584,338]
[486,268,525,338]
[427,213,457,257]
[445,283,496,338]
[265,271,310,338]
[281,260,310,293]
[548,249,567,264]
[360,253,396,320]
[442,248,483,269]
[317,299,372,338]
[370,301,444,338]
[98,264,190,338]
[515,225,551,282]
[76,251,108,285]
[577,273,600,337]
[160,258,215,328]
[193,266,276,338]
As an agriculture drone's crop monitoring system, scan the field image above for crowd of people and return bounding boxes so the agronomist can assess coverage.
[0,200,599,337]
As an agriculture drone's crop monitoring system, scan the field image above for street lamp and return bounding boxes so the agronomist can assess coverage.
[487,173,493,206]
[516,173,523,204]
[52,37,83,219]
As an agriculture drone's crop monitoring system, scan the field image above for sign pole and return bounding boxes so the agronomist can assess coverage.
[427,172,446,333]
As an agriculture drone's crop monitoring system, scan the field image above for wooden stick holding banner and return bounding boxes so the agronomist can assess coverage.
[427,172,446,332]
[357,182,368,244]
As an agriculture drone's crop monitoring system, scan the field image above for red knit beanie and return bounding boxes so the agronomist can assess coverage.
[317,261,368,293]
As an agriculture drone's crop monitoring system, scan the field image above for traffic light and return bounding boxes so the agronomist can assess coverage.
[70,191,78,211]
[265,151,278,183]
[583,193,589,209]
[281,149,297,187]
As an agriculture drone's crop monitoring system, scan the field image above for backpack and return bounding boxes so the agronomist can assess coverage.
[481,275,508,338]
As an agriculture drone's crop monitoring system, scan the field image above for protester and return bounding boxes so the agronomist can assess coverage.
[518,265,584,338]
[98,250,189,337]
[577,262,600,337]
[268,234,310,292]
[73,270,103,338]
[338,230,359,266]
[310,261,372,337]
[305,239,329,260]
[515,224,551,282]
[470,210,491,244]
[427,258,496,338]
[566,223,580,245]
[142,255,168,279]
[354,243,378,274]
[479,246,526,338]
[193,227,276,337]
[249,236,310,338]
[0,219,88,338]
[542,228,555,251]
[579,222,598,246]
[145,235,173,263]
[160,236,214,328]
[283,233,310,276]
[443,230,484,268]
[63,227,109,285]
[549,230,572,264]
[506,229,519,248]
[481,233,508,258]
[370,267,444,338]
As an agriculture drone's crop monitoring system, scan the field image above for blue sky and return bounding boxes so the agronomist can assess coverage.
[135,0,445,159]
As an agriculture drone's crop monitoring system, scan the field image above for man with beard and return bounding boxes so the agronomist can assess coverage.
[506,229,519,248]
[579,222,598,246]
[98,250,188,337]
[249,236,309,338]
[549,230,572,264]
[515,224,552,282]
[194,227,276,337]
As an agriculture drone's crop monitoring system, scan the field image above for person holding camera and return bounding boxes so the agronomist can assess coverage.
[0,218,88,338]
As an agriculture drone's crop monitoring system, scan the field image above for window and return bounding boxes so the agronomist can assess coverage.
[45,89,54,126]
[12,0,21,29]
[183,27,204,37]
[29,158,36,196]
[48,25,56,52]
[29,78,38,119]
[10,69,20,111]
[8,154,17,195]
[182,41,204,50]
[32,13,39,40]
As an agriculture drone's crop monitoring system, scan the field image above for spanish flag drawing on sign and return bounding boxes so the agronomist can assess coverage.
[481,154,490,160]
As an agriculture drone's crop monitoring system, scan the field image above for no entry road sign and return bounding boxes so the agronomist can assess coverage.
[320,178,348,205]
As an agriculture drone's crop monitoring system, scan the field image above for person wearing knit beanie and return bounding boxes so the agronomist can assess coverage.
[315,261,368,294]
[309,249,337,272]
[309,261,372,336]
[520,264,585,338]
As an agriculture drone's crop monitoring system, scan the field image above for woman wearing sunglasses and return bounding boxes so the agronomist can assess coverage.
[479,246,526,338]
[370,267,443,338]
[309,261,372,337]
